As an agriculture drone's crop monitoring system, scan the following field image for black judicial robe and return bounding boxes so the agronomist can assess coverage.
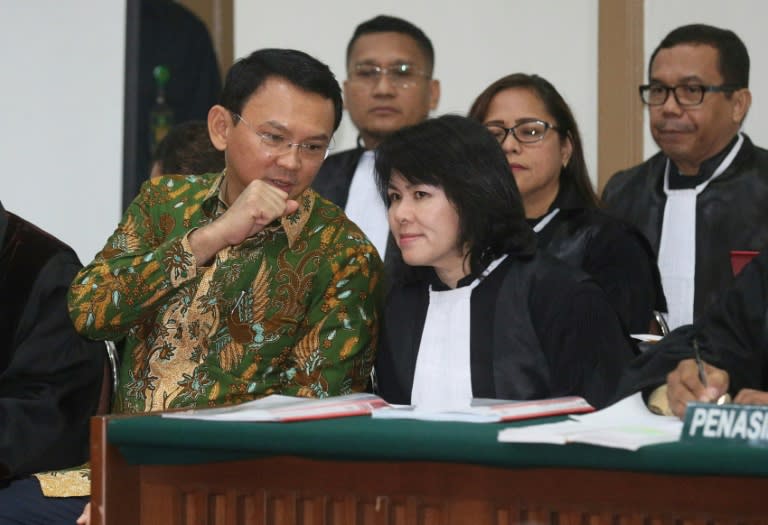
[533,178,666,333]
[0,203,104,480]
[376,252,636,409]
[617,249,768,400]
[602,135,768,321]
[312,147,366,209]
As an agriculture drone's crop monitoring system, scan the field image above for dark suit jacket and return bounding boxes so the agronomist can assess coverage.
[0,203,104,480]
[311,147,366,208]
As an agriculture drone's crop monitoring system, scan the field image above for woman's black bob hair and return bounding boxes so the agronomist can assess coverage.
[374,114,536,280]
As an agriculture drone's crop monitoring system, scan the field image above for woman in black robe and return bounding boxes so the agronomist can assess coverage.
[469,74,666,334]
[374,115,634,409]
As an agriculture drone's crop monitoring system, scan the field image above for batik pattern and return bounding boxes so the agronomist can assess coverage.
[69,173,382,413]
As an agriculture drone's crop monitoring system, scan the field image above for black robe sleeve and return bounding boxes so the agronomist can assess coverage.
[530,277,637,409]
[579,221,664,333]
[616,250,768,401]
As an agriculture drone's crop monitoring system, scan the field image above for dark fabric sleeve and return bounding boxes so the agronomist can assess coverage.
[532,280,636,409]
[616,250,768,400]
[0,252,105,478]
[375,285,428,404]
[600,171,622,206]
[582,223,663,333]
[701,252,768,392]
[374,316,407,404]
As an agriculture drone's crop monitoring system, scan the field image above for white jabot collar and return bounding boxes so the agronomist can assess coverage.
[344,151,389,259]
[411,255,508,410]
[657,133,744,329]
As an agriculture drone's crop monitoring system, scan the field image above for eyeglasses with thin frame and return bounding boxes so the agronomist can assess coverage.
[348,63,430,89]
[232,113,334,160]
[638,83,741,107]
[485,119,560,145]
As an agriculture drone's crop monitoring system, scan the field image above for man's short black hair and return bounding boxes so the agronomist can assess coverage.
[219,48,343,131]
[346,15,435,74]
[650,24,750,88]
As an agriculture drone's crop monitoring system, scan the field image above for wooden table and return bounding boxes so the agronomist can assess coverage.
[90,414,768,525]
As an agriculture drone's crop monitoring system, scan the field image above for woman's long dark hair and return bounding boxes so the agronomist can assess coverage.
[468,73,599,208]
[375,114,536,282]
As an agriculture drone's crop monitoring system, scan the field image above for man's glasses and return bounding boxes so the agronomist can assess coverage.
[485,119,560,145]
[232,113,333,161]
[348,63,429,89]
[638,83,741,107]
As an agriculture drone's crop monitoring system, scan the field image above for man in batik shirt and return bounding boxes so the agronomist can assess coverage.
[69,48,383,415]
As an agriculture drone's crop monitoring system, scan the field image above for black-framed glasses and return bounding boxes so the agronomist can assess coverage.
[638,83,741,107]
[485,119,560,145]
[232,113,334,160]
[348,63,429,89]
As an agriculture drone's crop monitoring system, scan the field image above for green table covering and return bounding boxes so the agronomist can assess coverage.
[107,414,768,477]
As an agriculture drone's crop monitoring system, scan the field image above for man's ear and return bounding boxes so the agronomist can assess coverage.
[208,105,231,151]
[429,79,441,111]
[732,88,752,125]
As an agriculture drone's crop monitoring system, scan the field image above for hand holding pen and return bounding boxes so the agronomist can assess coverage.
[666,337,731,417]
[692,338,732,405]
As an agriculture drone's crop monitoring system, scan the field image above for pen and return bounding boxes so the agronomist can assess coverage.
[692,337,708,387]
[692,337,731,405]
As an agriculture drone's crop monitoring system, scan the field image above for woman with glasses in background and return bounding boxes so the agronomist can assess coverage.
[469,74,665,335]
[373,115,634,410]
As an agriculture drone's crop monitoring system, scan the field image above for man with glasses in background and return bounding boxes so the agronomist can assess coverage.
[69,48,383,420]
[603,24,768,331]
[312,15,440,260]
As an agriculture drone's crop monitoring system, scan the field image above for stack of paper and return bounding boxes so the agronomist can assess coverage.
[161,393,389,422]
[497,393,683,450]
[371,396,594,424]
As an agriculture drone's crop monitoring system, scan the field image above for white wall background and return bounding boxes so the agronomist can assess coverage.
[3,1,767,264]
[234,0,600,184]
[0,1,125,263]
[644,1,768,158]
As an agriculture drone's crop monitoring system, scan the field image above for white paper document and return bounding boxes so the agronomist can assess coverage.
[497,393,683,450]
[371,396,594,424]
[161,393,388,422]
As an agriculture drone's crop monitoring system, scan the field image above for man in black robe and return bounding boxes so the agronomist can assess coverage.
[0,202,104,522]
[603,24,768,332]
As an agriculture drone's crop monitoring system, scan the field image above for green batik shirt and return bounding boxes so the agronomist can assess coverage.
[68,173,383,414]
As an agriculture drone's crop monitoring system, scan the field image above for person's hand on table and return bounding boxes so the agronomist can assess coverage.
[666,358,729,418]
[734,388,768,405]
